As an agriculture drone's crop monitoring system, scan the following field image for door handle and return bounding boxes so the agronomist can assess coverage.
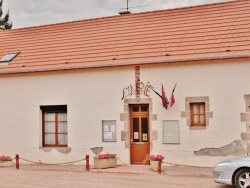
[131,139,133,143]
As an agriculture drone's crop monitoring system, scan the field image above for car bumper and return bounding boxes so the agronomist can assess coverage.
[213,168,232,185]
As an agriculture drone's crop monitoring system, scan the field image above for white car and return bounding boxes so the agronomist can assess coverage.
[213,156,250,188]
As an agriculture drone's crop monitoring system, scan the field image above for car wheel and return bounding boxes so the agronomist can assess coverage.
[235,169,250,188]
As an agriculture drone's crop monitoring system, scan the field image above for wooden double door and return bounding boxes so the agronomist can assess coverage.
[130,104,150,165]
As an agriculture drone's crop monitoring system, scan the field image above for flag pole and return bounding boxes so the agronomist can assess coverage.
[172,84,177,93]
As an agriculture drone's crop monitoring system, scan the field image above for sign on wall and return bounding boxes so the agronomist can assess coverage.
[102,120,116,142]
[163,120,180,144]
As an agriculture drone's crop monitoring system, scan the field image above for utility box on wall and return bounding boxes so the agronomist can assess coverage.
[163,120,180,144]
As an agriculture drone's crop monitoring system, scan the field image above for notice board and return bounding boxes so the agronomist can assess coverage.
[102,120,116,142]
[163,120,180,144]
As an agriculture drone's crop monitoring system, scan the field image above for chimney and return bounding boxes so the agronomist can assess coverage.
[119,11,131,15]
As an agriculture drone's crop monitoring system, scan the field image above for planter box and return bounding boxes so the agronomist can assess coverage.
[150,160,163,172]
[0,160,14,167]
[94,158,117,169]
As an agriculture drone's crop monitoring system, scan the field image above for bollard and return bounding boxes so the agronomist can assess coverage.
[15,154,19,170]
[157,158,162,174]
[86,154,90,171]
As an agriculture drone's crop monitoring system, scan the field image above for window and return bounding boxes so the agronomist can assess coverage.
[190,103,206,126]
[131,105,148,113]
[0,52,20,63]
[181,96,212,129]
[40,105,67,147]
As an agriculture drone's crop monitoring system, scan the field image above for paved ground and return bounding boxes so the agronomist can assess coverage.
[0,164,235,188]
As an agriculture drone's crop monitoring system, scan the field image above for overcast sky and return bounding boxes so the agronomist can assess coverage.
[2,0,230,28]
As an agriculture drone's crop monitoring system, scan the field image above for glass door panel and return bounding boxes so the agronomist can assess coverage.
[141,118,148,142]
[132,118,139,142]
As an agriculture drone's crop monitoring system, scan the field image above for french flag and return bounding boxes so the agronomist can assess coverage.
[161,84,169,109]
[170,84,177,107]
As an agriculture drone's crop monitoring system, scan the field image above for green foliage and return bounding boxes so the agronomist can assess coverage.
[0,0,12,29]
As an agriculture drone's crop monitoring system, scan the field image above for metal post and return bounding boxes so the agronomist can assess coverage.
[15,154,19,170]
[86,154,90,171]
[158,158,162,174]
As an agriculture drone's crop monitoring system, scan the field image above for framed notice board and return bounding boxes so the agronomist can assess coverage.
[163,120,180,144]
[102,120,116,142]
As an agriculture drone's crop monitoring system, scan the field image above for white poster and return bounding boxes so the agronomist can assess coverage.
[104,125,109,132]
[110,125,116,132]
[134,132,139,139]
[104,132,112,139]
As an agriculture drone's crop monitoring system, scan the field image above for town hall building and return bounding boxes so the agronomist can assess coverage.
[0,0,250,167]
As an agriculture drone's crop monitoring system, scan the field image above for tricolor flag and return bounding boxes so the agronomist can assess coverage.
[170,93,175,107]
[161,84,169,109]
[150,84,171,109]
[170,84,177,107]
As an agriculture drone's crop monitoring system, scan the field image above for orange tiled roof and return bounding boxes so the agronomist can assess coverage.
[0,0,250,74]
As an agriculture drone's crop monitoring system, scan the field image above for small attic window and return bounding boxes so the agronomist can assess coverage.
[0,52,20,63]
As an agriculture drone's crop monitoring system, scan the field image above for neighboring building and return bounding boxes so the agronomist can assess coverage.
[0,0,250,167]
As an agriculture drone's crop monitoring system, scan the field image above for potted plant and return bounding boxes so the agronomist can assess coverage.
[94,153,117,169]
[0,155,13,167]
[147,154,164,172]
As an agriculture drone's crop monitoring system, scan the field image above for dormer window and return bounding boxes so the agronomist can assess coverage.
[0,52,20,63]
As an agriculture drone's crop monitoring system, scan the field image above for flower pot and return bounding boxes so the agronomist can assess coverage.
[150,160,163,172]
[94,158,117,169]
[0,160,14,167]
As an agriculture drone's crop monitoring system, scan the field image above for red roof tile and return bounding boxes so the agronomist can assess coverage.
[0,0,250,74]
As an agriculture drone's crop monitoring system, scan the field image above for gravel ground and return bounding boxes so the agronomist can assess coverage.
[0,164,235,188]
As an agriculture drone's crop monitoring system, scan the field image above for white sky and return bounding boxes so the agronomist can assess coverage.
[2,0,230,28]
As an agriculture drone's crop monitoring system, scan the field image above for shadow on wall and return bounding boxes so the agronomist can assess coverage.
[40,147,71,154]
[194,140,247,156]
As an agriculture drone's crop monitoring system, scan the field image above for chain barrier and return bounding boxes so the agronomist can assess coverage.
[18,157,86,165]
[142,157,211,168]
[140,155,211,174]
[1,155,211,174]
[161,160,212,168]
[6,154,90,171]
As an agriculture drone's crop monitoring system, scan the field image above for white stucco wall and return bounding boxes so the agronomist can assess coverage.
[0,60,249,167]
[0,67,134,165]
[141,60,250,166]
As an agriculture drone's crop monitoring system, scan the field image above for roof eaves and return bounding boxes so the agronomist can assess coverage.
[0,54,249,75]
